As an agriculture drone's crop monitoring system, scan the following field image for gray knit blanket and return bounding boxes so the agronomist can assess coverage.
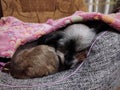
[0,30,120,90]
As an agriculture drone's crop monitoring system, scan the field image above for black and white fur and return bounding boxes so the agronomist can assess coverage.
[38,23,96,69]
[60,24,96,68]
[39,20,114,69]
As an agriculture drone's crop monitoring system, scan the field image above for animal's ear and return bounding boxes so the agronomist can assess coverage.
[1,62,11,73]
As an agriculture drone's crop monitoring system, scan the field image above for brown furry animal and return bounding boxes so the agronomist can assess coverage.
[2,45,64,79]
[2,45,86,79]
[2,39,87,79]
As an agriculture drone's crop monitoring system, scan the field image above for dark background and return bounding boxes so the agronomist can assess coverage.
[0,0,3,18]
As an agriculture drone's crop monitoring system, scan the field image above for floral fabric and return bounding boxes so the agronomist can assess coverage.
[0,11,120,58]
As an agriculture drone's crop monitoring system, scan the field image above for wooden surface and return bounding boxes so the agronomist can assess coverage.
[1,0,87,23]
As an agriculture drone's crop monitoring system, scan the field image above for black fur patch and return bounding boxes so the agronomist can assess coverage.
[63,39,77,69]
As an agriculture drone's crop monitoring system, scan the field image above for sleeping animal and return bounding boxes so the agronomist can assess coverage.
[38,23,96,69]
[1,20,110,79]
[2,44,65,79]
[2,44,86,79]
[2,23,97,78]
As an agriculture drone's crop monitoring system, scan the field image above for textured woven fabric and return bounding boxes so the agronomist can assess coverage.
[0,31,120,90]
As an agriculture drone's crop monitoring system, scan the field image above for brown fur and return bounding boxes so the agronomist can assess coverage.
[2,42,87,79]
[3,45,62,79]
[75,50,86,63]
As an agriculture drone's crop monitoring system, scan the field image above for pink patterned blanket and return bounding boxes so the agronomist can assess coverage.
[0,11,120,58]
